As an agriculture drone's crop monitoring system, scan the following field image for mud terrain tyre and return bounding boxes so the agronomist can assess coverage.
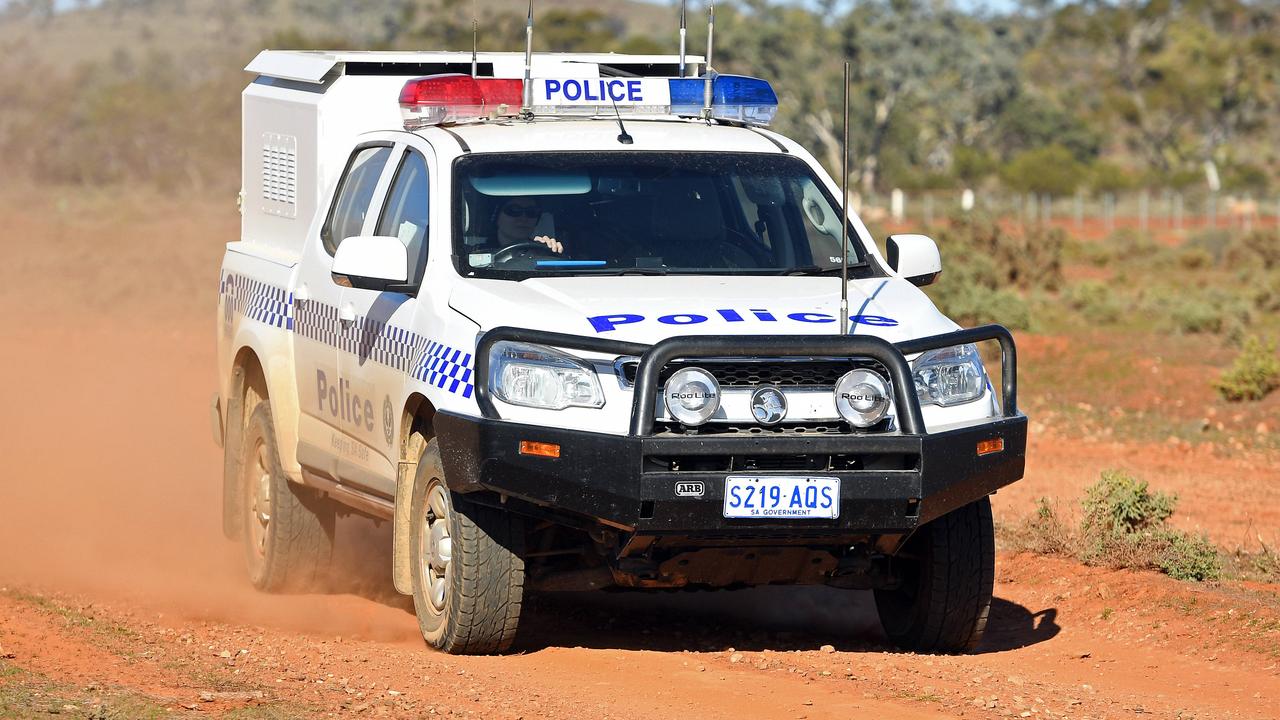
[240,403,335,593]
[410,439,525,654]
[874,496,995,654]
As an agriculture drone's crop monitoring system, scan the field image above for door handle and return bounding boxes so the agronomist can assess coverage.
[339,303,356,324]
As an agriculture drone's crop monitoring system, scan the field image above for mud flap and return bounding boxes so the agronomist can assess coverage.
[221,367,246,541]
[392,459,418,595]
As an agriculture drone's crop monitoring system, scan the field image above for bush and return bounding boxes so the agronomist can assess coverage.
[1155,531,1222,582]
[929,283,1032,330]
[941,211,1064,291]
[1177,247,1214,270]
[1155,288,1252,336]
[1226,229,1280,271]
[1064,280,1122,324]
[1081,470,1176,536]
[1007,471,1223,582]
[1077,470,1222,581]
[1000,145,1087,196]
[1215,335,1280,401]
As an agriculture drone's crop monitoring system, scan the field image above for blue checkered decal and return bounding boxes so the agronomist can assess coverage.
[220,273,474,398]
[221,274,293,330]
[414,341,475,399]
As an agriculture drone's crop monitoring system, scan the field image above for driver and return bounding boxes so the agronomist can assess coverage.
[491,197,564,255]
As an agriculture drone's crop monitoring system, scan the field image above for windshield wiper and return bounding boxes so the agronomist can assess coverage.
[563,266,670,276]
[783,265,865,276]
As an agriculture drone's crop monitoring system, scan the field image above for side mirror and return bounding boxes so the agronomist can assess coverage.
[886,234,942,287]
[331,236,409,292]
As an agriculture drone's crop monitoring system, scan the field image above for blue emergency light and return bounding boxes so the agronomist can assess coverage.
[669,75,779,126]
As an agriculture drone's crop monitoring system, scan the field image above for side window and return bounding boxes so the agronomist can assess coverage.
[322,145,393,255]
[376,150,430,284]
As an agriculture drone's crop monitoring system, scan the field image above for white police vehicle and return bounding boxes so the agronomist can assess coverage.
[214,48,1026,655]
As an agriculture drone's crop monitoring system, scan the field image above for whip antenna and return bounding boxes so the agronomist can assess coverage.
[678,0,688,77]
[521,0,534,119]
[701,2,715,119]
[839,61,851,335]
[470,17,478,77]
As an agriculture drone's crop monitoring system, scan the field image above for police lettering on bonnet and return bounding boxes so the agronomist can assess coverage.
[216,36,1026,658]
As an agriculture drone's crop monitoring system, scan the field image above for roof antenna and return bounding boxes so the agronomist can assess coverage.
[611,98,634,145]
[470,16,478,77]
[678,0,688,77]
[701,2,715,120]
[520,0,535,120]
[839,61,851,335]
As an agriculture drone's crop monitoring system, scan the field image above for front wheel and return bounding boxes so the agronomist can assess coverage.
[410,439,526,654]
[874,496,995,653]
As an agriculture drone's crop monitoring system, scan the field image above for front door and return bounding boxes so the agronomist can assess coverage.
[334,140,437,497]
[292,141,396,478]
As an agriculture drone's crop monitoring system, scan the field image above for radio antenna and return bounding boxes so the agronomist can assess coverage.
[520,0,534,119]
[470,17,478,77]
[678,0,688,77]
[839,61,851,335]
[701,2,715,120]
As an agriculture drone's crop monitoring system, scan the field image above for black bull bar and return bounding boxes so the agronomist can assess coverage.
[474,324,1020,432]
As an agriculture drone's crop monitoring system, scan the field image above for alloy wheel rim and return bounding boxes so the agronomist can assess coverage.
[421,484,452,612]
[246,440,272,561]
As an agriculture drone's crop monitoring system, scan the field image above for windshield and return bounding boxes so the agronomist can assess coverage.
[451,152,878,279]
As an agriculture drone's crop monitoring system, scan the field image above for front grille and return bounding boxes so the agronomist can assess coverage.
[643,451,917,473]
[622,358,889,388]
[652,420,891,436]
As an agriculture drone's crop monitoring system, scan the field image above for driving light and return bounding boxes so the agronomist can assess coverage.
[834,369,892,428]
[912,344,987,407]
[664,367,720,426]
[489,341,604,410]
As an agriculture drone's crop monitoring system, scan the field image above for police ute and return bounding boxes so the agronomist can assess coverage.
[213,42,1027,655]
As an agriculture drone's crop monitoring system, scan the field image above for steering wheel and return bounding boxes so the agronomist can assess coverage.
[493,241,561,266]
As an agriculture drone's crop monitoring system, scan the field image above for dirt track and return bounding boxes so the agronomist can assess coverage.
[0,196,1277,718]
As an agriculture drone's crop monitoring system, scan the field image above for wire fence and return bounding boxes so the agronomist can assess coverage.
[857,189,1280,237]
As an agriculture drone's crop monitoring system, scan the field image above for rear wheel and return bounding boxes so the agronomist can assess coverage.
[874,496,995,653]
[240,403,335,593]
[410,439,525,654]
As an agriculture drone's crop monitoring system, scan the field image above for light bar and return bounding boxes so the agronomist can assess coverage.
[399,73,778,129]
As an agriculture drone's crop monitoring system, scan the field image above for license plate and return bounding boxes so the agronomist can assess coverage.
[722,476,840,519]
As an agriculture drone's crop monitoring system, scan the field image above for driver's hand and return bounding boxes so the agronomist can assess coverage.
[533,235,564,254]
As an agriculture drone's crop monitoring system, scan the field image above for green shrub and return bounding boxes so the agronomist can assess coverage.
[1188,229,1233,265]
[1082,470,1176,536]
[929,283,1032,330]
[1177,247,1214,270]
[1005,472,1223,583]
[1215,335,1280,401]
[1155,531,1222,582]
[1157,288,1252,336]
[940,211,1064,291]
[1226,229,1280,271]
[1000,145,1086,196]
[1064,280,1122,324]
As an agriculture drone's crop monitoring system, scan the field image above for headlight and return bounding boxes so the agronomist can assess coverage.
[664,367,720,426]
[835,369,891,427]
[912,343,987,407]
[489,341,604,410]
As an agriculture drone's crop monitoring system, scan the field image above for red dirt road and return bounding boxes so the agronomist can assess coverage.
[0,324,1276,719]
[0,195,1277,718]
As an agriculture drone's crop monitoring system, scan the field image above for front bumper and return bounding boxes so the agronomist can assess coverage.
[437,411,1026,534]
[438,324,1027,535]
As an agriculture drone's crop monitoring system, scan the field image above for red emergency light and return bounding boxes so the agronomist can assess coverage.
[399,74,523,129]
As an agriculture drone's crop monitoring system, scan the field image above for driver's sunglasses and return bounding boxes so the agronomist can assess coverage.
[502,206,542,219]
